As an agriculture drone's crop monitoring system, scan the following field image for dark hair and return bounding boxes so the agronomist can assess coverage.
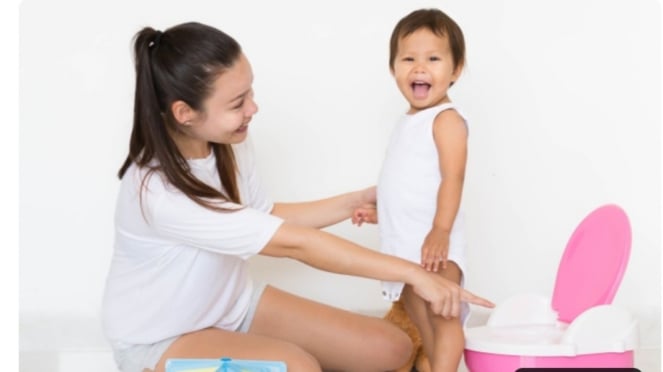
[389,8,466,72]
[119,22,243,210]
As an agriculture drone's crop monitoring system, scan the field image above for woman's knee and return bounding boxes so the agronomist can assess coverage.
[371,324,414,369]
[279,342,322,372]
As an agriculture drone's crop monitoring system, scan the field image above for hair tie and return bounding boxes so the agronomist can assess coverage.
[149,31,163,49]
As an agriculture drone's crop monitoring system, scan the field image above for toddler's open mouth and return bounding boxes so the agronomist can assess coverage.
[412,81,431,99]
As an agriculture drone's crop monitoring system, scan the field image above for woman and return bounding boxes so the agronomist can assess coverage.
[101,21,493,372]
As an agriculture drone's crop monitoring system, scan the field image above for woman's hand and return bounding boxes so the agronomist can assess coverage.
[352,186,378,226]
[413,270,494,318]
[352,206,377,226]
[359,186,376,206]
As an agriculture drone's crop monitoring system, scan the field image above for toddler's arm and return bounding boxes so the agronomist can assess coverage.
[421,109,468,272]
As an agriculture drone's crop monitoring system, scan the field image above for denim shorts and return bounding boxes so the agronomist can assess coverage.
[111,283,266,372]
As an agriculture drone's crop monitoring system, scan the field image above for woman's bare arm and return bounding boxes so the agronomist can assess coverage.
[271,187,375,229]
[260,222,494,318]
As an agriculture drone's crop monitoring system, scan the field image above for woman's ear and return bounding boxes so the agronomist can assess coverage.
[170,100,196,127]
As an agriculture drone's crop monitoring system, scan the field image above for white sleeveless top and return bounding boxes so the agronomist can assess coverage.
[377,102,468,301]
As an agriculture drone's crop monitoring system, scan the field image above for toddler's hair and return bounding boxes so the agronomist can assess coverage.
[389,8,465,71]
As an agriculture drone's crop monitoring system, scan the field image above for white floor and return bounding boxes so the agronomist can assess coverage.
[20,316,117,372]
[19,316,660,372]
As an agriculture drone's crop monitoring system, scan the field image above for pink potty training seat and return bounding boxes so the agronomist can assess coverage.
[464,205,638,371]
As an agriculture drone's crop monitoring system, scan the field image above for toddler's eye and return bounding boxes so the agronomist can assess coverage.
[402,57,414,62]
[429,56,440,61]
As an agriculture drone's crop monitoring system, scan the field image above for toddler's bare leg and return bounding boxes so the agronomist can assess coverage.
[402,261,464,372]
[430,261,464,372]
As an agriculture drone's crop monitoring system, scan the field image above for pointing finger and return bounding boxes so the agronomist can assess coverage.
[460,290,495,308]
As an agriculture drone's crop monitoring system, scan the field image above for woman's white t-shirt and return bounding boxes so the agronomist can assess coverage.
[101,138,283,345]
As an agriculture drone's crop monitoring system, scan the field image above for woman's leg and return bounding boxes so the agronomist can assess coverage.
[151,327,321,372]
[248,285,413,372]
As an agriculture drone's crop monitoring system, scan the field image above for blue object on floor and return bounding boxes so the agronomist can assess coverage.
[165,357,287,372]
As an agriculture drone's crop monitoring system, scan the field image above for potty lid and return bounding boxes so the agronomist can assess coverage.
[551,204,631,324]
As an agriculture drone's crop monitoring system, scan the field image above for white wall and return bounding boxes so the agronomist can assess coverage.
[20,0,660,364]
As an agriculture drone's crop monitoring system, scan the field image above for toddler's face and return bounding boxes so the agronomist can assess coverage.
[391,28,462,114]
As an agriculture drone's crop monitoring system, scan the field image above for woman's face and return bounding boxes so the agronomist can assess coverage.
[184,53,259,150]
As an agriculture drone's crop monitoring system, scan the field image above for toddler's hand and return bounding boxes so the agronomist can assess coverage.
[421,228,449,272]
